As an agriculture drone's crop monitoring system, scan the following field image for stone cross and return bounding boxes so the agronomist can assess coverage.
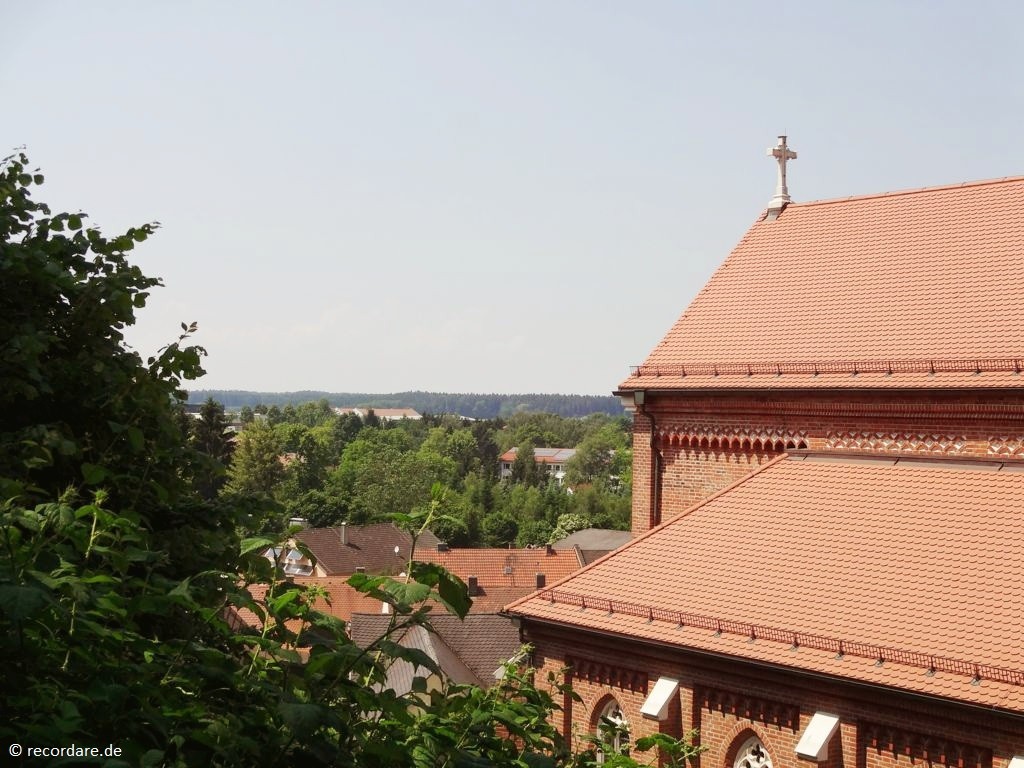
[766,135,797,212]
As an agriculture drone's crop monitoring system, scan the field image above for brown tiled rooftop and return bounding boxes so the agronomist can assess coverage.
[349,613,522,687]
[507,453,1024,711]
[621,176,1024,391]
[298,522,441,576]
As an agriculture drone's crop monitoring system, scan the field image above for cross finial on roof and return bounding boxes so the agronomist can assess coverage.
[766,135,797,216]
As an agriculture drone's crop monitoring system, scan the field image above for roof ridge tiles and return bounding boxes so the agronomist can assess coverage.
[631,357,1024,379]
[789,174,1024,210]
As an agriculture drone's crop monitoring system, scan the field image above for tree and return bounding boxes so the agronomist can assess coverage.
[564,421,630,488]
[0,152,202,513]
[223,419,283,497]
[483,510,520,547]
[191,397,233,498]
[511,441,541,486]
[550,512,592,542]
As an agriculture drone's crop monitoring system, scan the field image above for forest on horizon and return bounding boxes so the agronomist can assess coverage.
[189,389,625,419]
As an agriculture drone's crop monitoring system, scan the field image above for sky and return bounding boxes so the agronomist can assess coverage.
[3,1,1023,396]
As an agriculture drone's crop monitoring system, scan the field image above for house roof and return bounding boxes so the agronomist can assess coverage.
[333,407,422,420]
[349,613,523,688]
[227,576,385,634]
[416,547,583,592]
[551,528,632,552]
[298,523,441,576]
[507,452,1024,712]
[620,176,1024,392]
[499,447,577,464]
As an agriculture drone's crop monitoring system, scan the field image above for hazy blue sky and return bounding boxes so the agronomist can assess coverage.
[4,1,1023,395]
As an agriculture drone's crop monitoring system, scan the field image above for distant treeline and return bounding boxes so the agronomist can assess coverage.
[187,390,624,419]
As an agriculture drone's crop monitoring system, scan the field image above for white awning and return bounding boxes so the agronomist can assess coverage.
[640,677,679,721]
[795,712,840,761]
[1007,757,1024,768]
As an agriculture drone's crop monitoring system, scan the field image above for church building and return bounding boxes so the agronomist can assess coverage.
[507,138,1024,767]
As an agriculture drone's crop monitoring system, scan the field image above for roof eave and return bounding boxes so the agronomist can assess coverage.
[515,615,1024,722]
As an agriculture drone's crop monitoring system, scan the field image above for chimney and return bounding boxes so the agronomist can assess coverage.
[535,573,546,589]
[766,134,797,220]
[339,522,348,546]
[467,575,479,596]
[545,543,554,555]
[436,542,449,553]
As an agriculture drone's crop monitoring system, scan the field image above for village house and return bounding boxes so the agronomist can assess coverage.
[500,446,577,484]
[245,523,586,690]
[332,406,422,421]
[507,139,1024,767]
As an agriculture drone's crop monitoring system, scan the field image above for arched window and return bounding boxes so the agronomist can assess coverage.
[732,735,772,768]
[594,698,629,764]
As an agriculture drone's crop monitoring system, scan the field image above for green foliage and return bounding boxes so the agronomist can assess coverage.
[191,398,234,499]
[482,510,520,547]
[549,513,591,542]
[223,419,284,498]
[511,441,541,487]
[192,390,626,420]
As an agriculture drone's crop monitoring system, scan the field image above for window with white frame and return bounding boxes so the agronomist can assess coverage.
[733,735,772,768]
[594,698,629,764]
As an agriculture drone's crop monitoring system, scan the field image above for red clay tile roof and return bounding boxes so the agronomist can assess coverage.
[416,548,582,591]
[621,176,1024,391]
[507,453,1024,712]
[498,448,577,464]
[228,581,387,634]
[228,577,386,634]
[298,523,441,576]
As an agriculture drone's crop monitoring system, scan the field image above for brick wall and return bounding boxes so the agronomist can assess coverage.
[631,390,1024,535]
[524,624,1023,768]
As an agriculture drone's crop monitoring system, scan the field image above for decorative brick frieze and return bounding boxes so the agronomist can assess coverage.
[824,431,967,454]
[698,685,799,730]
[861,722,991,768]
[656,425,808,452]
[988,435,1024,456]
[566,655,649,694]
[648,398,1024,423]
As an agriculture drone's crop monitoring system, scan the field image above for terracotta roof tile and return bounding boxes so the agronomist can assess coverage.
[229,576,386,634]
[416,548,582,594]
[508,453,1024,711]
[622,176,1024,391]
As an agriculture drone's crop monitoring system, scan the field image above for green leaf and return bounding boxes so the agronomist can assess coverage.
[68,213,82,230]
[81,462,108,485]
[125,426,144,451]
[239,536,275,556]
[411,562,471,618]
[269,588,301,613]
[277,701,324,735]
[0,584,49,621]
